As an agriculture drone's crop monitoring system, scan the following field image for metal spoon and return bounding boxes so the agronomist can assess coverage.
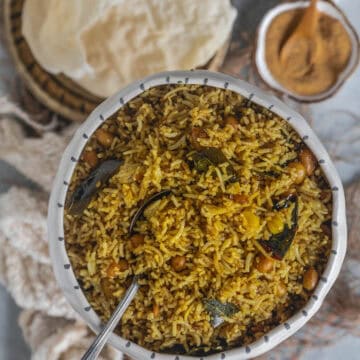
[81,277,139,360]
[81,190,172,359]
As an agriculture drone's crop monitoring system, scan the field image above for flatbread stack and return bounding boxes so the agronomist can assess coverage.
[22,0,237,98]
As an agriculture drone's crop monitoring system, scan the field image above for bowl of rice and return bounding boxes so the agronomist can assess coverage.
[48,70,347,359]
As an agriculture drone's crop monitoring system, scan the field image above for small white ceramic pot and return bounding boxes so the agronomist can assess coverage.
[48,70,347,360]
[254,1,360,102]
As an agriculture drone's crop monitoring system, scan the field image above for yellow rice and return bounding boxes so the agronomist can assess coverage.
[64,85,331,355]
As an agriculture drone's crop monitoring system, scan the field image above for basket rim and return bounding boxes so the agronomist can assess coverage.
[3,0,230,122]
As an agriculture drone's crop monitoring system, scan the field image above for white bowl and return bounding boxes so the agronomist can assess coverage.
[48,70,347,359]
[254,1,360,102]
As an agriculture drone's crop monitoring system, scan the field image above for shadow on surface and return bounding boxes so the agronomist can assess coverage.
[0,284,31,360]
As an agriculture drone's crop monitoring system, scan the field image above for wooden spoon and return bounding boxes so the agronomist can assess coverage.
[280,0,319,74]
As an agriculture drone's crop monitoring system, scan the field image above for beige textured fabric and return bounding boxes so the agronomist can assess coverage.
[19,310,122,360]
[0,98,123,359]
[0,102,75,192]
[0,187,74,318]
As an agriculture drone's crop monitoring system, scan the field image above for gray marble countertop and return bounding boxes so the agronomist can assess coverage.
[1,0,359,359]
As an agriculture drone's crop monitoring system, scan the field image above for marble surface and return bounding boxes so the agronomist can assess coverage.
[0,0,359,359]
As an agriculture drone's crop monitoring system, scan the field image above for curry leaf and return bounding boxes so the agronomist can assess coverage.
[204,298,239,319]
[259,196,298,260]
[67,159,123,215]
[188,147,238,183]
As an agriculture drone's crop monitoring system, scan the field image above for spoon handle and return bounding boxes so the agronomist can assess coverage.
[304,0,319,36]
[81,278,140,360]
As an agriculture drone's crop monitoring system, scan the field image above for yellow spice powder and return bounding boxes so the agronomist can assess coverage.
[265,9,352,96]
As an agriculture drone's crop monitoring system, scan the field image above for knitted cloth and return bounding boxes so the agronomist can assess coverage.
[0,98,122,360]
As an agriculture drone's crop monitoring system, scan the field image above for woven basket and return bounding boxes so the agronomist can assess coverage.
[3,0,230,122]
